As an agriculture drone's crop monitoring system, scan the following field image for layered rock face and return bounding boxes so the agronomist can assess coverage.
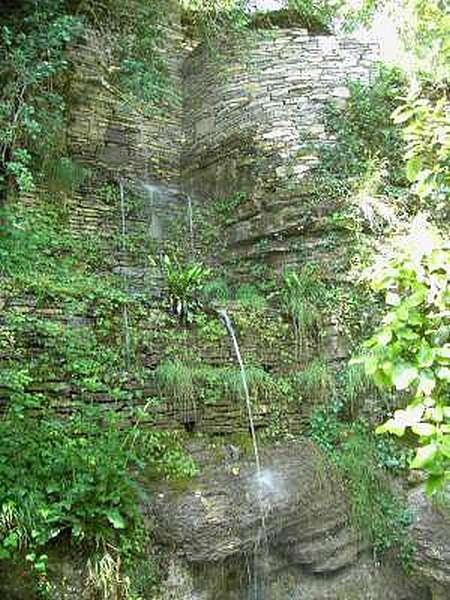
[182,29,378,277]
[409,488,450,599]
[149,439,430,600]
[183,30,377,196]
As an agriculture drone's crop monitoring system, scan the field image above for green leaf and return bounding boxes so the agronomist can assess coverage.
[376,418,405,437]
[406,290,426,308]
[392,106,414,124]
[437,367,450,381]
[3,532,18,549]
[410,443,438,469]
[376,329,392,346]
[417,343,435,368]
[105,509,126,529]
[394,404,424,428]
[406,156,422,182]
[411,423,436,437]
[440,438,450,459]
[417,371,436,396]
[385,292,400,306]
[436,346,450,361]
[429,406,444,423]
[392,364,418,391]
[425,474,445,496]
[365,355,379,376]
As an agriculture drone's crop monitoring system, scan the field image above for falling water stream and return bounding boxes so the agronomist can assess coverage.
[187,195,195,258]
[217,310,285,599]
[119,180,131,370]
[218,309,261,475]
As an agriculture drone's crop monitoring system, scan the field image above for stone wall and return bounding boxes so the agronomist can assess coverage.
[183,29,378,196]
[53,21,379,278]
[62,7,191,289]
[6,20,379,435]
[68,13,186,184]
[182,29,378,279]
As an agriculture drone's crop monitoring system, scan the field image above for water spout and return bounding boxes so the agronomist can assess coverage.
[119,180,131,371]
[218,309,261,475]
[186,195,195,258]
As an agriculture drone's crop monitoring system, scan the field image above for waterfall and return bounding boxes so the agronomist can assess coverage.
[119,180,131,370]
[187,195,195,258]
[217,311,285,599]
[141,182,163,240]
[218,310,261,475]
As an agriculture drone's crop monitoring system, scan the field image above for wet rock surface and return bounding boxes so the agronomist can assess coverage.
[148,439,430,599]
[409,487,450,598]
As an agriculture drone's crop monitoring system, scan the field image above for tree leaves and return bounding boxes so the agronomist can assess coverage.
[392,364,418,390]
[411,443,438,469]
[358,226,450,494]
[105,509,126,530]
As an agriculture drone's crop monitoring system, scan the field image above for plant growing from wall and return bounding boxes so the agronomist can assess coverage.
[202,277,232,304]
[0,193,200,595]
[180,0,250,50]
[235,284,268,310]
[0,396,197,596]
[286,0,344,32]
[160,254,210,323]
[310,403,415,570]
[340,361,377,417]
[320,65,408,201]
[294,360,335,403]
[154,360,196,417]
[223,365,273,403]
[282,265,326,357]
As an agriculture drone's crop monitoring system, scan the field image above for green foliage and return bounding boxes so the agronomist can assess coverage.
[181,0,250,49]
[311,406,415,569]
[181,0,345,47]
[286,0,344,32]
[42,157,87,193]
[154,360,196,407]
[0,401,196,595]
[294,360,335,403]
[392,91,450,208]
[160,254,211,322]
[101,0,176,112]
[411,0,450,79]
[335,424,415,568]
[320,65,408,198]
[282,265,325,352]
[222,365,273,401]
[0,0,83,191]
[340,361,376,416]
[4,148,35,193]
[235,284,267,309]
[154,359,274,409]
[0,196,199,594]
[340,3,449,210]
[354,220,450,496]
[202,277,232,303]
[212,190,248,220]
